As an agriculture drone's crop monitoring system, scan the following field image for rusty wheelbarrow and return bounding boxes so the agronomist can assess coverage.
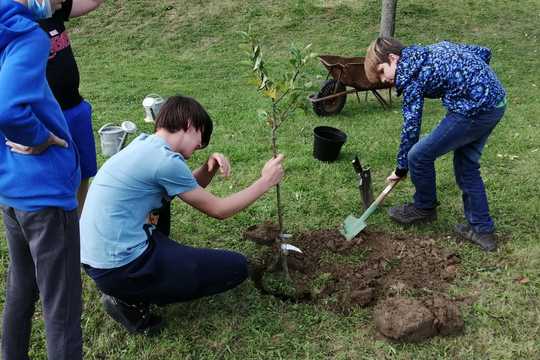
[309,55,393,117]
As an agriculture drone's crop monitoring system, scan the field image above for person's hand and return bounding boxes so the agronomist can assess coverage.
[207,152,231,177]
[6,132,68,155]
[386,170,404,183]
[261,154,284,187]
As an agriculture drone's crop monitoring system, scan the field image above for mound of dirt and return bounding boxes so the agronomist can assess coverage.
[244,221,280,246]
[246,226,466,342]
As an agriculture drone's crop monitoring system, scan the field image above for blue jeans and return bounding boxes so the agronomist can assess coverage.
[408,106,505,234]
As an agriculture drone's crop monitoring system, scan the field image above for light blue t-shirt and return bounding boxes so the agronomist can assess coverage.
[80,134,198,268]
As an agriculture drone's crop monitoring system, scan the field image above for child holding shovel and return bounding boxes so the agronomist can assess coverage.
[364,37,506,252]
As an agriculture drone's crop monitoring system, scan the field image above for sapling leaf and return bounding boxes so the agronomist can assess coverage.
[263,87,278,100]
[253,56,262,71]
[257,109,269,121]
[259,75,270,90]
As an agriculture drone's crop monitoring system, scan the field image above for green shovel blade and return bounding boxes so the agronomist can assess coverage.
[339,214,367,241]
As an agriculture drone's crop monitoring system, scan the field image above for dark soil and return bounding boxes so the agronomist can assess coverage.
[244,221,280,246]
[245,225,466,342]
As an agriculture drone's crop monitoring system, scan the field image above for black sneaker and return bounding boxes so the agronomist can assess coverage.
[100,294,164,336]
[388,203,437,225]
[454,223,497,252]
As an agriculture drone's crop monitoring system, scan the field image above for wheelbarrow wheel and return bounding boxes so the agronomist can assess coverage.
[312,80,347,117]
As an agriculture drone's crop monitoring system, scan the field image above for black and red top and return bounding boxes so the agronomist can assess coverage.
[38,0,83,110]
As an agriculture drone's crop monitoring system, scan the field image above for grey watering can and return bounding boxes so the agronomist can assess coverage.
[98,120,138,157]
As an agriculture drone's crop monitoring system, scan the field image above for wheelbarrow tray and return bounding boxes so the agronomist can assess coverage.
[319,55,391,91]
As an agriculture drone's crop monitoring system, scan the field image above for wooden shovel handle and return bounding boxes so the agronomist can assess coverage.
[357,178,400,223]
[373,179,400,207]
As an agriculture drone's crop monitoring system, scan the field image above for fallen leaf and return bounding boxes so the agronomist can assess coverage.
[514,276,529,284]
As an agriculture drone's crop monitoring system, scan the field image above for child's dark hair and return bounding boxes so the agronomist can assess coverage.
[364,37,405,83]
[154,95,213,148]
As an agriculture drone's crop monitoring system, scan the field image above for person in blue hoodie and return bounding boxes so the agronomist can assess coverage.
[0,1,82,359]
[364,37,506,252]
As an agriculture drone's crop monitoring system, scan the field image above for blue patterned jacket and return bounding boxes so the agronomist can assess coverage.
[394,41,505,172]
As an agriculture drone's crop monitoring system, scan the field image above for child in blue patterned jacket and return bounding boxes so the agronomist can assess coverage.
[364,37,507,252]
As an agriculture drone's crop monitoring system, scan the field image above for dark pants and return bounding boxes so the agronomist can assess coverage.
[408,106,505,233]
[84,230,248,306]
[1,207,82,360]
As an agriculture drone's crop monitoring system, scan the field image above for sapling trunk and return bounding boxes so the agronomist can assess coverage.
[271,102,289,279]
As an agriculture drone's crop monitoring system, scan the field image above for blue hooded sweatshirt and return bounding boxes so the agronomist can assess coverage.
[0,0,80,211]
[394,41,506,172]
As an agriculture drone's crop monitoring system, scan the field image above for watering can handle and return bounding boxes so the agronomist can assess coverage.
[145,93,164,101]
[98,123,116,134]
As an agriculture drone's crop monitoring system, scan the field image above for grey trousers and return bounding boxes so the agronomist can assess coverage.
[1,207,82,360]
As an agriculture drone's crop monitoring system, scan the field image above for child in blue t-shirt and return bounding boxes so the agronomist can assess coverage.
[81,95,285,335]
[364,37,506,252]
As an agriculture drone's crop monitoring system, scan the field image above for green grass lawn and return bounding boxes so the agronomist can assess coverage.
[1,0,539,358]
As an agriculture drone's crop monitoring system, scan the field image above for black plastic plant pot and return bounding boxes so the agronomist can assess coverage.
[313,126,347,162]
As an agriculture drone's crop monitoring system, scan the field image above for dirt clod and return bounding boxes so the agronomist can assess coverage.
[374,297,437,342]
[424,296,464,336]
[374,295,464,342]
[244,221,280,246]
[350,288,375,307]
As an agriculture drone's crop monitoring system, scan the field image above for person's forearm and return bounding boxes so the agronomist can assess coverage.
[209,178,272,220]
[70,0,103,17]
[192,163,216,188]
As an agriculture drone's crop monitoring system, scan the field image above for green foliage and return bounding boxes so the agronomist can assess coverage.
[240,30,316,131]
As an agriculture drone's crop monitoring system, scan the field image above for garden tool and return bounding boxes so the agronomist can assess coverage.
[352,155,374,210]
[340,178,400,241]
[279,233,303,254]
[281,243,303,254]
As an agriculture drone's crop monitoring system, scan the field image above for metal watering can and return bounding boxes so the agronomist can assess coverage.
[97,120,138,157]
[142,94,165,123]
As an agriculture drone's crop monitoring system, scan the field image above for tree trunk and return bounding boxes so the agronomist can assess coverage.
[271,103,289,279]
[380,0,397,38]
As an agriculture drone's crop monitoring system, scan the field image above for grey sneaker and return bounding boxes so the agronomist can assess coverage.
[100,294,164,336]
[454,223,497,252]
[388,203,437,225]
